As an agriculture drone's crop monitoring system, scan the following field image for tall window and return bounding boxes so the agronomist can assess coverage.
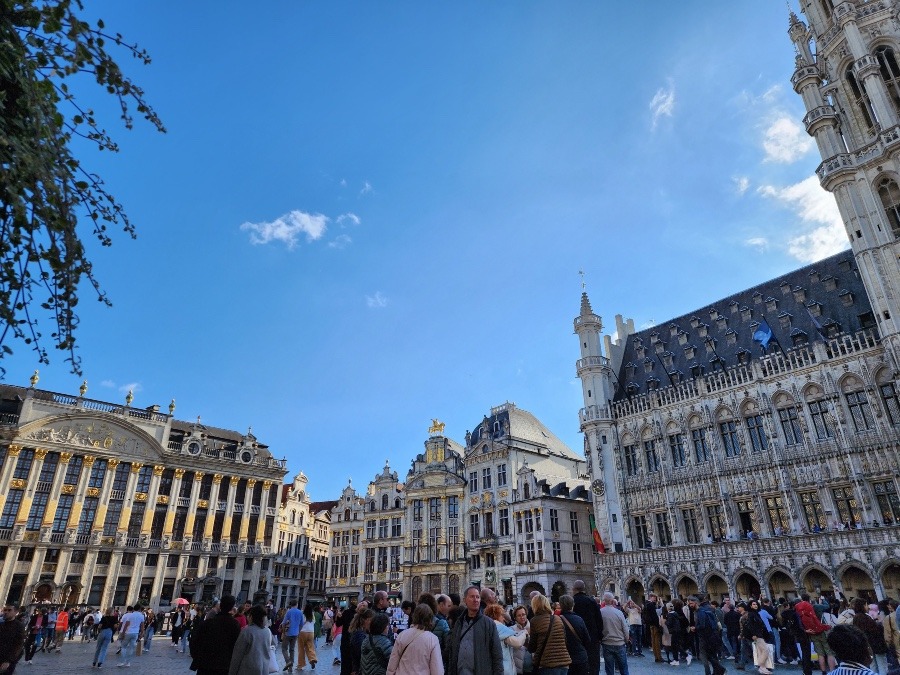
[470,554,481,570]
[846,67,876,132]
[881,382,900,424]
[0,489,24,528]
[682,508,700,544]
[13,449,35,480]
[366,520,376,539]
[765,496,789,532]
[135,465,152,493]
[644,440,660,472]
[469,471,478,493]
[706,504,727,541]
[87,459,108,489]
[654,512,673,546]
[876,46,900,116]
[549,509,559,531]
[551,541,562,563]
[832,486,861,526]
[720,421,742,457]
[799,491,826,531]
[390,546,400,571]
[482,468,492,490]
[572,543,583,564]
[497,464,507,486]
[391,517,402,537]
[26,492,50,531]
[365,549,375,574]
[669,433,686,467]
[624,445,640,476]
[52,494,74,533]
[692,429,711,463]
[37,453,59,483]
[778,407,804,445]
[873,481,900,524]
[569,512,580,535]
[64,456,83,485]
[469,513,480,540]
[499,508,509,536]
[412,499,422,522]
[378,518,388,538]
[483,511,494,537]
[633,515,651,548]
[448,496,458,519]
[377,546,388,573]
[526,542,536,563]
[877,177,900,238]
[429,498,440,521]
[745,415,768,453]
[846,391,875,431]
[524,511,534,534]
[808,400,835,440]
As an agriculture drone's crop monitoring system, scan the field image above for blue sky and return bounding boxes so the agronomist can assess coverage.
[6,2,845,500]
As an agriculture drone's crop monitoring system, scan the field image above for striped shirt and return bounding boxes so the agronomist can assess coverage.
[827,661,877,675]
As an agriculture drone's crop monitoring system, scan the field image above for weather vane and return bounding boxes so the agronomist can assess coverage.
[578,268,586,291]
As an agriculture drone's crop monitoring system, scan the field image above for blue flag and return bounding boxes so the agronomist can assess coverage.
[753,319,774,351]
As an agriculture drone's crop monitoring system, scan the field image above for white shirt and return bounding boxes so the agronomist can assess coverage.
[121,611,144,635]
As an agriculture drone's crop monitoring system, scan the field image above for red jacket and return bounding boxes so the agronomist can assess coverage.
[795,601,827,635]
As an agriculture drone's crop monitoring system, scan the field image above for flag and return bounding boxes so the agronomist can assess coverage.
[805,305,827,338]
[589,514,606,553]
[752,318,774,351]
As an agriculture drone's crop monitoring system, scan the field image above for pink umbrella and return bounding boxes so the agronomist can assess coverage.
[174,598,190,606]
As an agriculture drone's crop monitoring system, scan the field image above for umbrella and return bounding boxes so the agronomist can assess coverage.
[174,598,190,606]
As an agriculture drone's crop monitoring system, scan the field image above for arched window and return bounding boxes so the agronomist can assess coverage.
[381,494,388,510]
[876,46,900,114]
[846,67,876,132]
[877,177,900,238]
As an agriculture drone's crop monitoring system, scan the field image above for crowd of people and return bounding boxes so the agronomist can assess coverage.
[0,587,898,675]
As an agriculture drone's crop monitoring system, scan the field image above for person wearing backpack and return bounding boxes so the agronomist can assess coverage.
[559,595,591,675]
[361,613,393,675]
[695,595,726,675]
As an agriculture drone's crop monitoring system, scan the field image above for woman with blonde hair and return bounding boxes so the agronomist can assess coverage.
[386,603,443,675]
[485,605,526,675]
[527,594,570,675]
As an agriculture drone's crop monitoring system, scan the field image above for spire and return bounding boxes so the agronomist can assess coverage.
[580,291,593,317]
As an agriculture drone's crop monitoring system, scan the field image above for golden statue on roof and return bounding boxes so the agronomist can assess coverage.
[428,418,445,435]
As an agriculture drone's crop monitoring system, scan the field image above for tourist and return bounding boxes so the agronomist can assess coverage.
[116,604,144,667]
[362,613,394,675]
[826,624,877,675]
[625,600,643,657]
[297,605,317,671]
[350,608,376,675]
[743,600,773,675]
[92,607,118,669]
[573,580,603,675]
[143,608,156,652]
[0,604,26,675]
[448,586,503,675]
[668,600,689,666]
[420,593,450,662]
[883,599,899,670]
[511,605,531,675]
[228,605,273,675]
[695,595,726,675]
[851,599,888,674]
[386,604,443,675]
[281,600,303,672]
[22,609,47,665]
[189,595,241,675]
[559,595,591,675]
[599,593,629,675]
[53,606,69,654]
[660,603,674,664]
[644,594,663,662]
[529,592,573,674]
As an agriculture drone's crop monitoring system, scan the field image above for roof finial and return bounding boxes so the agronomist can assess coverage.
[578,268,586,291]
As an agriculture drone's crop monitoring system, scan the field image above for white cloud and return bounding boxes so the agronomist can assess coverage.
[758,175,848,262]
[340,178,347,187]
[100,379,115,388]
[366,291,388,308]
[649,80,676,130]
[336,212,361,227]
[761,84,781,104]
[734,176,750,195]
[119,382,142,395]
[360,181,373,196]
[640,320,656,329]
[762,115,813,163]
[240,210,328,249]
[744,236,769,252]
[328,234,352,249]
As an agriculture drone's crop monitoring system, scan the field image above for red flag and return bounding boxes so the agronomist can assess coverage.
[589,514,606,553]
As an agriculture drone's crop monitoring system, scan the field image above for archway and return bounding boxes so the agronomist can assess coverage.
[801,567,834,597]
[649,576,672,601]
[448,574,460,596]
[734,572,760,600]
[880,563,900,600]
[675,575,698,600]
[840,564,876,601]
[705,573,728,602]
[626,578,645,604]
[32,582,54,604]
[60,582,80,607]
[767,570,796,600]
[521,581,546,604]
[550,580,568,603]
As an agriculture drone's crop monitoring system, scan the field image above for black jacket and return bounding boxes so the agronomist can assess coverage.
[189,612,240,674]
[642,601,660,628]
[561,611,591,665]
[0,617,26,665]
[573,591,603,644]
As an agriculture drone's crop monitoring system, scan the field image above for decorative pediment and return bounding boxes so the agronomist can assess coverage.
[21,417,160,459]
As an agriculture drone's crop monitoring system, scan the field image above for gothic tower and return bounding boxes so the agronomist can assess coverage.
[789,1,900,361]
[574,292,625,551]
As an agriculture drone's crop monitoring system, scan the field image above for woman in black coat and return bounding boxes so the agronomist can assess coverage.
[667,600,689,666]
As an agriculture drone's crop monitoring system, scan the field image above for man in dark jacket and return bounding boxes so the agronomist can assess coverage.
[695,595,726,675]
[572,580,603,675]
[561,595,592,675]
[643,593,663,662]
[189,595,240,675]
[448,586,503,675]
[0,604,26,675]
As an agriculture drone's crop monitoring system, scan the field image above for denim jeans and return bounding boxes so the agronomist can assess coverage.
[119,633,138,664]
[93,628,113,666]
[144,626,155,651]
[629,625,643,654]
[603,644,630,675]
[540,668,570,675]
[720,630,734,657]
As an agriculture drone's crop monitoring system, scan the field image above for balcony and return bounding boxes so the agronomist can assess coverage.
[0,412,20,426]
[470,535,499,550]
[576,355,610,372]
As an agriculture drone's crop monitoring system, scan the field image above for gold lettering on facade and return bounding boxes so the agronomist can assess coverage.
[10,479,25,489]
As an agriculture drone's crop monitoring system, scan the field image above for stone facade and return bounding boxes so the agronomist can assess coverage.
[577,1,900,605]
[0,381,287,610]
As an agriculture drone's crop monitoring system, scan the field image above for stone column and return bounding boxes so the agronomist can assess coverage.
[66,455,96,531]
[162,469,185,541]
[183,472,203,543]
[140,465,166,537]
[220,476,240,546]
[92,458,120,537]
[202,474,223,542]
[117,463,144,537]
[239,479,255,544]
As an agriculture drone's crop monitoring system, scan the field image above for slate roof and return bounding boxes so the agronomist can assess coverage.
[309,500,339,514]
[469,403,581,461]
[613,252,874,401]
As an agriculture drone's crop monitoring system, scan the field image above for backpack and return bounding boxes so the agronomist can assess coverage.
[836,609,855,625]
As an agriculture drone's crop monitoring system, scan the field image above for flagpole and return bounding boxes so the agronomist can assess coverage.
[760,314,788,358]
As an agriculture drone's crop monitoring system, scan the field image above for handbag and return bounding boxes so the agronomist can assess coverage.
[268,646,281,674]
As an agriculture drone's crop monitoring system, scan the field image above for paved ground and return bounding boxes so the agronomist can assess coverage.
[17,637,806,675]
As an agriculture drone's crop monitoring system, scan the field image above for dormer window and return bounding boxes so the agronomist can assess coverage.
[705,338,717,354]
[792,286,806,303]
[740,306,752,322]
[669,324,679,337]
[807,301,823,317]
[647,377,660,391]
[709,309,719,320]
[690,363,704,379]
[626,383,639,396]
[662,352,674,369]
[809,269,819,284]
[716,315,728,330]
[684,345,696,360]
[752,291,763,305]
[839,289,854,306]
[823,318,841,338]
[697,323,709,338]
[644,357,655,373]
[838,258,852,272]
[690,316,700,329]
[791,328,809,346]
[729,300,739,314]
[765,297,778,312]
[822,275,837,291]
[655,342,666,355]
[635,345,645,359]
[778,311,793,329]
[780,281,791,295]
[737,349,751,365]
[670,371,682,385]
[625,362,636,379]
[725,329,737,346]
[677,330,688,345]
[650,332,659,345]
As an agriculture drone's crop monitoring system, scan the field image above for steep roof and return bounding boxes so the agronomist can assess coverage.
[613,252,874,400]
[309,500,339,514]
[469,403,581,461]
